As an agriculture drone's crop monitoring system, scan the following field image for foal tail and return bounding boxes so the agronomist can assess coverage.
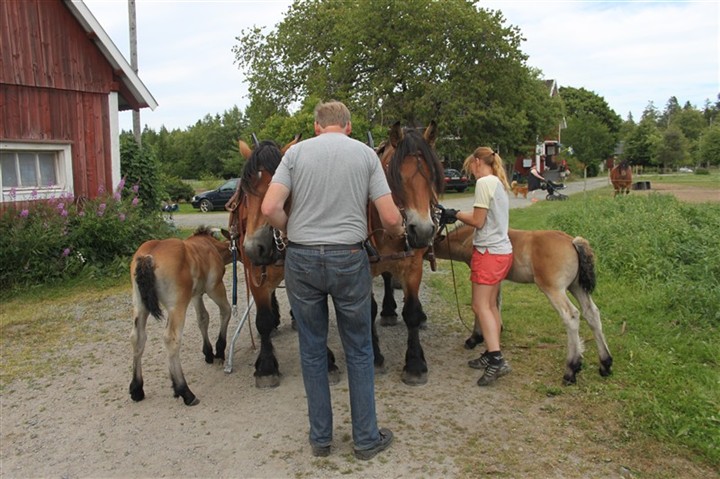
[134,255,163,319]
[572,236,596,294]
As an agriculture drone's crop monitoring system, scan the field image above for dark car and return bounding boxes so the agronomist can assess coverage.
[443,168,469,193]
[191,178,239,212]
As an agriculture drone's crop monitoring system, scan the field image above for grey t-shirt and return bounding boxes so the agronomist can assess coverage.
[271,132,391,245]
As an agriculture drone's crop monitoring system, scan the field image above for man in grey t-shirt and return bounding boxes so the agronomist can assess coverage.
[262,100,403,460]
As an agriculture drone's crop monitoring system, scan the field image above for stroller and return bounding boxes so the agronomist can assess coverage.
[541,179,568,201]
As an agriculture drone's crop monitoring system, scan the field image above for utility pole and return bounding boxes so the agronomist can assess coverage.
[128,0,141,145]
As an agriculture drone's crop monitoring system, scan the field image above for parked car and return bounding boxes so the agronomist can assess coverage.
[443,168,469,193]
[678,167,694,173]
[191,178,239,212]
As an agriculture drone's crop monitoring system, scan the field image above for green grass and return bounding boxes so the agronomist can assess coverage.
[429,177,720,468]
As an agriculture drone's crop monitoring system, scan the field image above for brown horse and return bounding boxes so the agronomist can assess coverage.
[369,121,445,385]
[225,136,307,388]
[433,223,613,385]
[129,226,233,406]
[610,160,632,196]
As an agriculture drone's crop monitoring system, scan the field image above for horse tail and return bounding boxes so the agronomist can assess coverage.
[134,255,164,320]
[572,236,596,294]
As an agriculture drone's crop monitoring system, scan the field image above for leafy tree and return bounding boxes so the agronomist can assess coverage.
[233,0,562,157]
[698,123,720,167]
[558,86,622,135]
[624,117,662,167]
[657,126,690,170]
[120,133,163,210]
[660,96,682,129]
[561,112,615,175]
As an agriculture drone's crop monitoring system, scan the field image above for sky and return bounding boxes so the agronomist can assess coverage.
[83,0,719,133]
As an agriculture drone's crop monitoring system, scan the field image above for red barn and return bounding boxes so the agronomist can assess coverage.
[0,0,157,210]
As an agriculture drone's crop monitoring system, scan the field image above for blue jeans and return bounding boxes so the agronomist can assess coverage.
[284,245,380,450]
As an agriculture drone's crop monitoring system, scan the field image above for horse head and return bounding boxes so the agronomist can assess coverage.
[378,121,444,249]
[234,135,300,266]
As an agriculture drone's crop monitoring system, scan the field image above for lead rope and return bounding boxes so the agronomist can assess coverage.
[437,221,473,334]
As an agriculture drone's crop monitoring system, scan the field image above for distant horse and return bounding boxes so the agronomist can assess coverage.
[369,121,445,385]
[433,224,613,385]
[129,226,233,406]
[225,136,307,388]
[610,160,632,196]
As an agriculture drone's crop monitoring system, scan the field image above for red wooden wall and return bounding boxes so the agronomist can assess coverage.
[0,0,117,203]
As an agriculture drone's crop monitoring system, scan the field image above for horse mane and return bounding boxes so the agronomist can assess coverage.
[193,225,214,236]
[386,129,445,203]
[241,140,282,195]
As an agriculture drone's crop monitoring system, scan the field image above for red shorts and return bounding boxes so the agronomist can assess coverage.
[470,249,513,285]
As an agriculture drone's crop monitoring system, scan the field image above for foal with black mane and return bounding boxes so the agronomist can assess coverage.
[129,226,233,406]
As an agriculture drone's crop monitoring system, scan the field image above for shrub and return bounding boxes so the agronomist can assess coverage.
[163,175,195,202]
[0,179,174,291]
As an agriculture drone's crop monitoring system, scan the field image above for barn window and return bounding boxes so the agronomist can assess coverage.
[0,142,73,202]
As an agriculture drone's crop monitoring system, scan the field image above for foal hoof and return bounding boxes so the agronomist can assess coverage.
[255,374,281,389]
[380,315,398,327]
[401,370,428,386]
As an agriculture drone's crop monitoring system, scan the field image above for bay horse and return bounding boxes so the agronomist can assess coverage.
[433,223,613,385]
[369,121,445,385]
[610,159,632,196]
[225,135,339,389]
[129,226,233,406]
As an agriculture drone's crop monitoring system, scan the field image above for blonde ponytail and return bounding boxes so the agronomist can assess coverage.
[463,146,511,191]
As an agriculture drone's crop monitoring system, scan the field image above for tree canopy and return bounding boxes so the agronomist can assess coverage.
[232,0,562,159]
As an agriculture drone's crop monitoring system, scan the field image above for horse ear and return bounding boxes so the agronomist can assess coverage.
[424,120,438,147]
[389,121,403,147]
[220,228,231,241]
[281,134,301,154]
[238,140,253,160]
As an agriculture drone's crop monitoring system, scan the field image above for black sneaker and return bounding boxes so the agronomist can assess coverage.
[354,428,394,460]
[468,353,490,370]
[477,358,512,386]
[311,443,331,457]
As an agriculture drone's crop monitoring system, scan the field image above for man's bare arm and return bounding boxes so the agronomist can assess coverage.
[261,183,290,232]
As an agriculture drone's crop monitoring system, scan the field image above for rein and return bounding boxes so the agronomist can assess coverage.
[226,191,257,350]
[434,219,472,333]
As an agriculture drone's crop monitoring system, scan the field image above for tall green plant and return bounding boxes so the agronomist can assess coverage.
[0,180,173,291]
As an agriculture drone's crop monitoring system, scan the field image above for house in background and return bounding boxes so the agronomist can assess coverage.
[0,0,157,210]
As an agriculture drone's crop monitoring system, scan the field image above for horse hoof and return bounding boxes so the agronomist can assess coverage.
[401,371,428,386]
[375,363,387,375]
[380,315,398,326]
[562,374,577,386]
[419,320,428,330]
[186,397,200,406]
[255,375,281,389]
[328,369,341,386]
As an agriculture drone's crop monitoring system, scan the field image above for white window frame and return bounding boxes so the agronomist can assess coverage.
[0,141,74,203]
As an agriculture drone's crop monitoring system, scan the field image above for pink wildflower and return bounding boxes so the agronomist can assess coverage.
[19,209,29,218]
[97,203,106,217]
[118,213,126,221]
[62,248,71,257]
[131,197,139,206]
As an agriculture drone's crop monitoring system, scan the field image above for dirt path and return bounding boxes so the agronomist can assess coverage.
[2,269,715,479]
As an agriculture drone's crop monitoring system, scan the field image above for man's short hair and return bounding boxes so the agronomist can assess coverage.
[314,101,351,128]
